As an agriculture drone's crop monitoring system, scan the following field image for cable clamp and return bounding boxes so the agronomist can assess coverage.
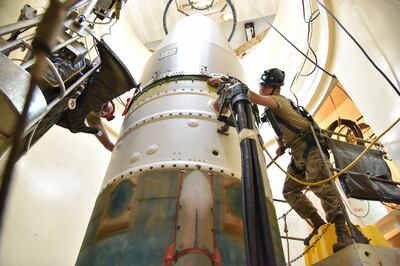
[238,129,258,143]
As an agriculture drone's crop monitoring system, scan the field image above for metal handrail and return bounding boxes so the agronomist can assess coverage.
[21,34,82,69]
[0,33,35,54]
[322,129,383,147]
[24,62,99,152]
[0,16,42,36]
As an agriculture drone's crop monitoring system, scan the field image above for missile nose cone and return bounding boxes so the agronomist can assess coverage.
[140,15,246,86]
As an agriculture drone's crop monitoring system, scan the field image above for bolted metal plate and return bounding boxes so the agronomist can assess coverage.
[0,53,47,148]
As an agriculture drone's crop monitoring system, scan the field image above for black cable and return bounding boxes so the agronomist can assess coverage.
[162,0,174,35]
[236,103,258,265]
[288,0,320,105]
[246,0,336,78]
[226,81,282,265]
[86,17,113,25]
[246,102,277,265]
[301,0,319,23]
[299,12,319,77]
[297,0,319,79]
[100,19,117,38]
[226,0,237,42]
[316,0,400,97]
[188,0,214,11]
[288,1,316,105]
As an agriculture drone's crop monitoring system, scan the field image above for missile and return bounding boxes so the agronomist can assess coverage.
[76,15,284,265]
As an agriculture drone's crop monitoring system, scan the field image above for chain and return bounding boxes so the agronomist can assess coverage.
[283,214,291,265]
[287,224,332,265]
[278,207,294,220]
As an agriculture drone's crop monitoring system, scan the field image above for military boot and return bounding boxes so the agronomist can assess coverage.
[304,212,326,245]
[332,215,352,253]
[354,226,370,244]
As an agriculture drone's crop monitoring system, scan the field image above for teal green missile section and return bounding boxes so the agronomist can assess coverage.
[76,169,246,265]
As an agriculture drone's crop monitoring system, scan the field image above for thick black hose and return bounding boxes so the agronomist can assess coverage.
[234,94,282,265]
[245,102,278,266]
[236,102,258,265]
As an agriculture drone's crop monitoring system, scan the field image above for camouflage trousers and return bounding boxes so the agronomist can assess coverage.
[282,144,342,222]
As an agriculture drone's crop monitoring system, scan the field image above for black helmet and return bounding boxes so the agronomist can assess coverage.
[259,68,285,87]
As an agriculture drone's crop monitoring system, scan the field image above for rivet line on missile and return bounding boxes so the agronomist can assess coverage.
[117,111,218,143]
[125,86,215,118]
[123,111,216,136]
[140,73,210,89]
[130,75,219,106]
[125,90,214,118]
[101,162,239,192]
[136,89,212,105]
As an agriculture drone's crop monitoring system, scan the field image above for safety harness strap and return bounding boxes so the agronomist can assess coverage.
[274,114,302,134]
[274,113,316,160]
[302,137,316,160]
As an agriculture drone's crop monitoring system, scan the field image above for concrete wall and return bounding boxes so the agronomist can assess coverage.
[0,127,111,266]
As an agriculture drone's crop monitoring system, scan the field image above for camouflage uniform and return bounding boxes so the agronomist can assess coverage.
[282,142,341,222]
[269,95,341,223]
